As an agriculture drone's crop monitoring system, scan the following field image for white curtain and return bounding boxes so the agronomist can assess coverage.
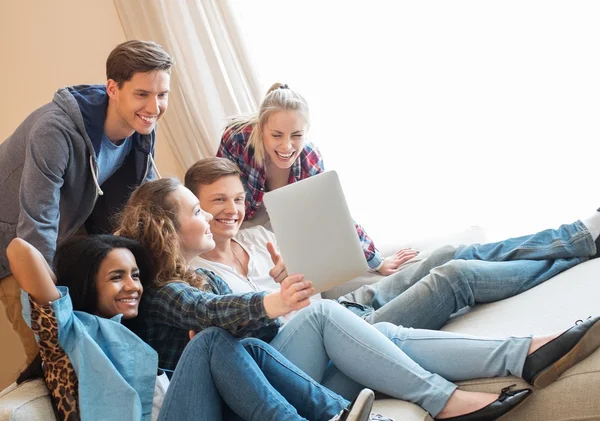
[113,0,262,174]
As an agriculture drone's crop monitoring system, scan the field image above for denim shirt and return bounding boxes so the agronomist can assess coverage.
[22,287,158,421]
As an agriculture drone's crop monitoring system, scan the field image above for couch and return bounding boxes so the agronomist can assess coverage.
[325,227,600,421]
[2,227,599,421]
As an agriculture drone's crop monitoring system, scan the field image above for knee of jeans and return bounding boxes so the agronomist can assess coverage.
[428,245,458,264]
[307,298,342,315]
[372,321,397,336]
[431,260,474,301]
[188,326,229,350]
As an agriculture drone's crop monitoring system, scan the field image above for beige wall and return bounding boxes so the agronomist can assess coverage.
[0,0,182,390]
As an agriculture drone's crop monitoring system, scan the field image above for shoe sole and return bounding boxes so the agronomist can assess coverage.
[346,389,375,421]
[532,319,600,388]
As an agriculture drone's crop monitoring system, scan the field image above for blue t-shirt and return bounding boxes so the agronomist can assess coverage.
[97,134,133,185]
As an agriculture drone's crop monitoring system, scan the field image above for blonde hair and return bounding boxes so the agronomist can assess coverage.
[115,178,208,290]
[184,157,242,196]
[224,83,310,166]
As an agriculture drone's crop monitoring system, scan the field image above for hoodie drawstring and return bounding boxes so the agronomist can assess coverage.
[89,155,104,196]
[148,154,162,179]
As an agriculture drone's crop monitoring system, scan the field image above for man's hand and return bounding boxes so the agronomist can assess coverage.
[377,248,419,276]
[267,241,288,283]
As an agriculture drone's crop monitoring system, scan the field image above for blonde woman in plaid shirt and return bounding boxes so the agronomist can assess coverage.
[218,83,417,276]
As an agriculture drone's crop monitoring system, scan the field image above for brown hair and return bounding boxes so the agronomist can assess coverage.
[115,178,208,290]
[184,157,242,196]
[224,82,310,166]
[106,40,173,87]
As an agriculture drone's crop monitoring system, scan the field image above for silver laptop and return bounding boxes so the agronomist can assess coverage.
[263,170,369,294]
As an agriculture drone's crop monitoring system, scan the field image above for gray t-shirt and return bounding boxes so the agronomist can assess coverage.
[97,133,133,185]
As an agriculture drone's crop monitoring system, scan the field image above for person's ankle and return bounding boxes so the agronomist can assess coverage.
[528,333,561,355]
[436,390,497,419]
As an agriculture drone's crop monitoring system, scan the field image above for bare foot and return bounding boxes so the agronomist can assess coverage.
[528,332,561,355]
[436,389,498,419]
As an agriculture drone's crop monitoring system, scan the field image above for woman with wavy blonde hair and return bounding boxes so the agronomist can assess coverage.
[110,177,600,421]
[116,177,209,290]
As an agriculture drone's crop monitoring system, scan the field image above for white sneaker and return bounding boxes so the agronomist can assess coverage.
[329,389,375,421]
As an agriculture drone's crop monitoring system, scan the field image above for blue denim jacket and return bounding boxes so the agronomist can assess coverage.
[23,287,158,421]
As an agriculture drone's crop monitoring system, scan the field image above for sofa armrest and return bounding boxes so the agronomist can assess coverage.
[0,380,56,421]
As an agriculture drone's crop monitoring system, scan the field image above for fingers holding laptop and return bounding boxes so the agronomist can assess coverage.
[267,241,288,283]
[377,248,420,276]
[263,274,314,318]
[281,274,314,310]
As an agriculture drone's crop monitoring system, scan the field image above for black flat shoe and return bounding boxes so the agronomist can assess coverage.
[522,315,600,388]
[435,385,532,421]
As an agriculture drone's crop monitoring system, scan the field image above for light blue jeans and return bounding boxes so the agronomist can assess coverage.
[269,300,532,417]
[340,220,594,329]
[158,327,349,421]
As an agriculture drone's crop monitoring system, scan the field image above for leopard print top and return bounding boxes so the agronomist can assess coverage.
[29,297,80,421]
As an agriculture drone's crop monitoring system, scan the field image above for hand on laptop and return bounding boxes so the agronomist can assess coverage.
[267,241,288,283]
[377,248,420,276]
[263,274,314,318]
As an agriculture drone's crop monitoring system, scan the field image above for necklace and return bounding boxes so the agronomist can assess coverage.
[230,243,248,276]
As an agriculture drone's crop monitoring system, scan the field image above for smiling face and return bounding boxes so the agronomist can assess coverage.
[95,248,143,319]
[262,110,307,169]
[168,185,216,259]
[195,175,246,241]
[106,70,170,139]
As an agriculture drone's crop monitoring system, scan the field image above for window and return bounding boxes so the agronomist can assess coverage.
[231,1,600,246]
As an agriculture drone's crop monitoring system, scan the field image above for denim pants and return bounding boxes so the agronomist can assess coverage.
[158,327,349,421]
[270,300,531,417]
[340,220,594,329]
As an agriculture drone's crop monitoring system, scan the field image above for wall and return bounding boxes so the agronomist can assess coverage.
[0,0,181,390]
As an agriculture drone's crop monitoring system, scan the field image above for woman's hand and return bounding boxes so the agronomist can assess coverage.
[377,248,419,276]
[267,241,288,283]
[263,273,314,318]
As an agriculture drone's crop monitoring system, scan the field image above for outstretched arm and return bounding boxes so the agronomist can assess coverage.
[7,238,59,305]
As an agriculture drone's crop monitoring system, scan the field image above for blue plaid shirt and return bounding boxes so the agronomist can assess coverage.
[134,269,280,371]
[218,124,384,270]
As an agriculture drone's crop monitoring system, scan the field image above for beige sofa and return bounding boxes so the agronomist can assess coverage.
[2,227,599,421]
[325,227,600,421]
[370,257,600,421]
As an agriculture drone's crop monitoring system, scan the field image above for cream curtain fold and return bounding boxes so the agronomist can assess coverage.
[113,0,262,175]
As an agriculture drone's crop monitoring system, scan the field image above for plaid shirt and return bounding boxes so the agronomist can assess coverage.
[135,268,281,371]
[218,125,383,269]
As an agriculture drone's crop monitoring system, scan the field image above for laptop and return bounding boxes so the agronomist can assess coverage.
[263,170,369,294]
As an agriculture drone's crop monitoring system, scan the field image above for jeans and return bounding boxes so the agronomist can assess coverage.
[341,220,594,329]
[269,300,531,417]
[158,327,349,421]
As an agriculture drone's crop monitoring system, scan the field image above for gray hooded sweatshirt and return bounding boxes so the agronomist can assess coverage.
[0,85,156,279]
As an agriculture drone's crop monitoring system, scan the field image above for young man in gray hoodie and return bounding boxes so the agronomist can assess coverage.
[0,40,172,364]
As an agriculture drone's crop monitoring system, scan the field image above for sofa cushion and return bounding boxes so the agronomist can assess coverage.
[0,380,55,421]
[2,253,597,421]
[373,258,600,421]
